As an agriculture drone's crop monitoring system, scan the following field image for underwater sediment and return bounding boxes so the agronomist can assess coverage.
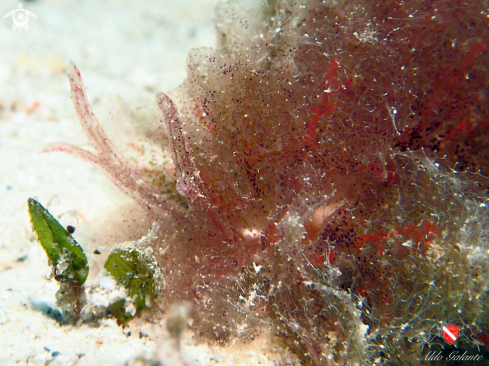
[50,0,489,364]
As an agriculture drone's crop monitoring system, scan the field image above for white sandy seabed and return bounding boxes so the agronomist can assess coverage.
[0,0,299,365]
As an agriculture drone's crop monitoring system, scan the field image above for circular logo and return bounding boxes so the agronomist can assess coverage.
[12,9,29,29]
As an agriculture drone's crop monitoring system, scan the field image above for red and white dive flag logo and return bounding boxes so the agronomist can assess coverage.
[442,325,460,344]
[419,323,484,352]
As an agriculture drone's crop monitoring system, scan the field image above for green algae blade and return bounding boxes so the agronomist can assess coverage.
[104,244,164,324]
[28,198,89,285]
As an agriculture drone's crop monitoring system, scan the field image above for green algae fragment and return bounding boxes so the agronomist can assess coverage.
[106,299,133,325]
[28,198,89,285]
[104,243,164,324]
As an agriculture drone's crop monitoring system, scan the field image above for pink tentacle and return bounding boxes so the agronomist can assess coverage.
[67,62,120,160]
[156,93,209,204]
[43,142,100,166]
[156,92,226,230]
[50,62,187,222]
